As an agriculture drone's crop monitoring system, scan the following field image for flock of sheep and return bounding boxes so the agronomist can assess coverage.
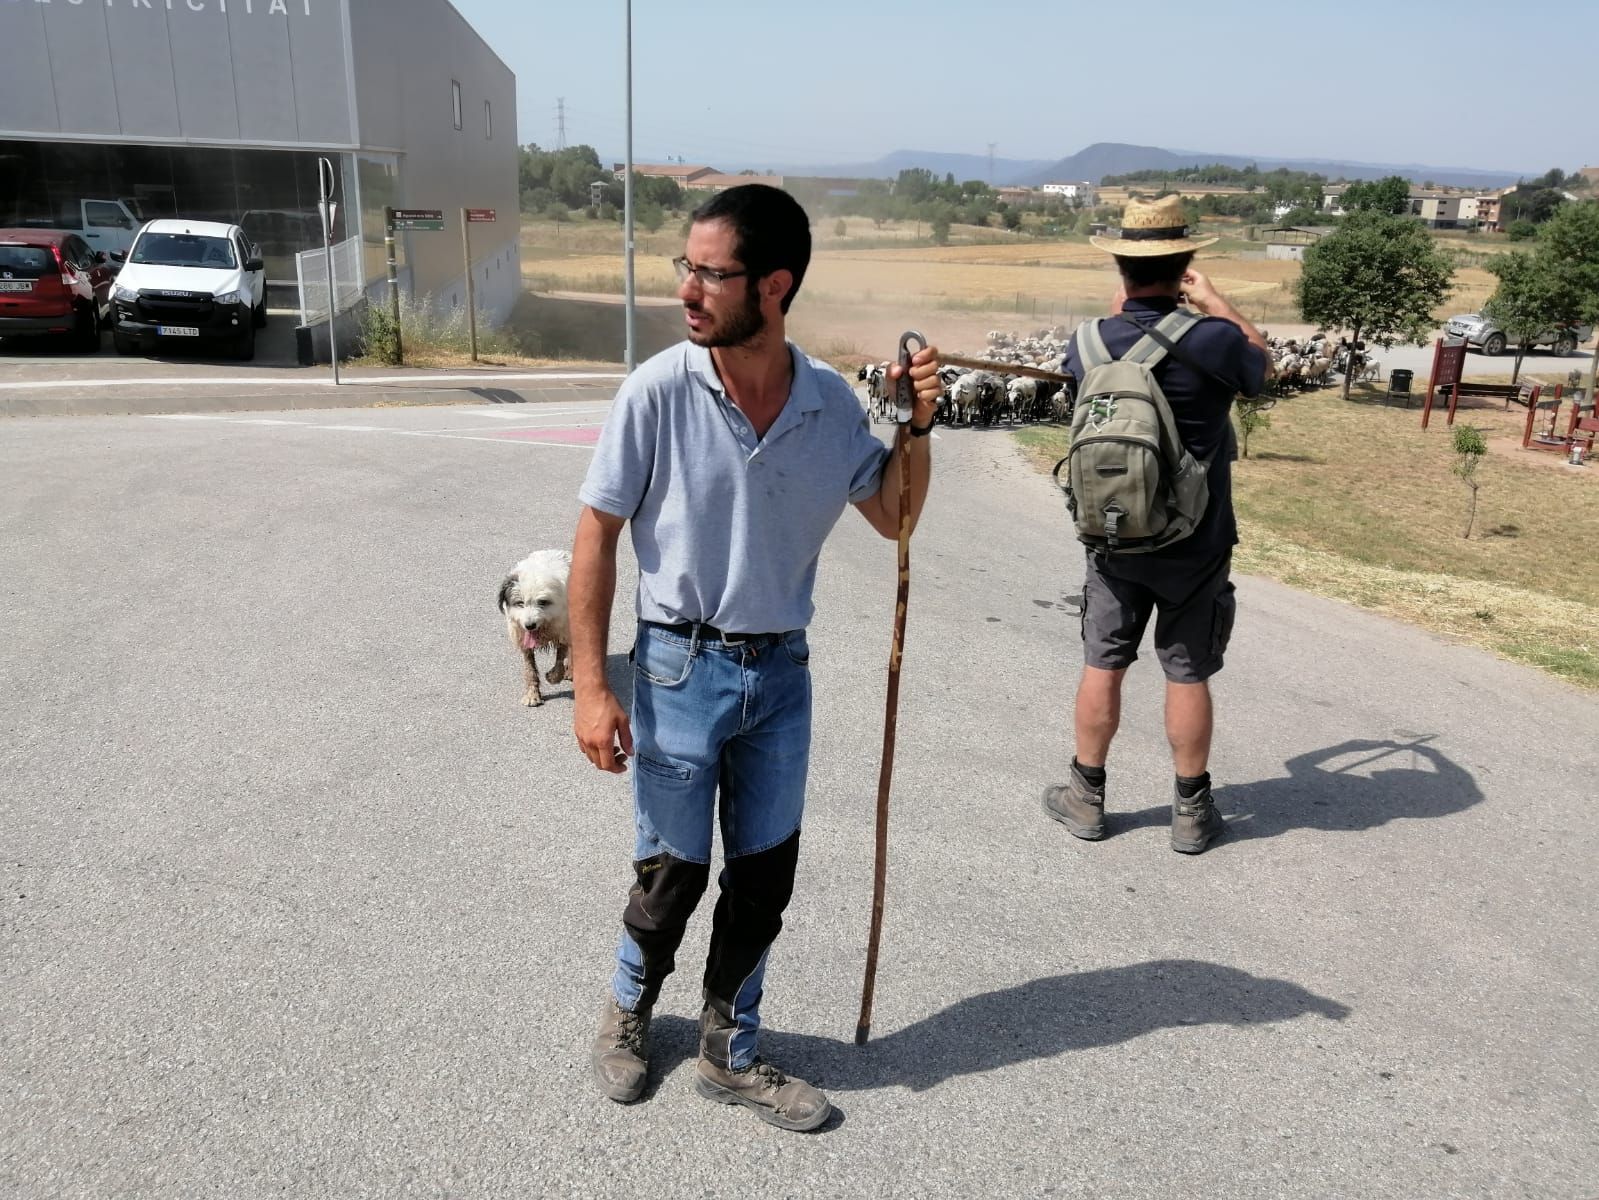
[852,324,1368,424]
[855,327,1076,427]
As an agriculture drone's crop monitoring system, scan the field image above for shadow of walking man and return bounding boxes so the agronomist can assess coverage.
[646,960,1349,1094]
[1220,737,1483,842]
[1114,737,1483,843]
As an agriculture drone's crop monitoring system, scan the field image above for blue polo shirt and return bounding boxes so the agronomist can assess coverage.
[1065,298,1268,559]
[579,340,890,633]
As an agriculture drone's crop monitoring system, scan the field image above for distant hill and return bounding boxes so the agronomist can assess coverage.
[738,142,1527,190]
[757,149,1053,186]
[1018,142,1525,189]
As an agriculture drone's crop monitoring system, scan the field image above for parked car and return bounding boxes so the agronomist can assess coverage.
[110,219,267,360]
[7,198,143,259]
[239,208,323,282]
[0,228,117,351]
[1444,312,1593,357]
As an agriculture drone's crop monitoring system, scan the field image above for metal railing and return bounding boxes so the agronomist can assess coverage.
[294,235,364,324]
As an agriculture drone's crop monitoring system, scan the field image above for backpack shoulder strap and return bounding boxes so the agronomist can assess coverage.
[1120,310,1202,368]
[1075,319,1113,370]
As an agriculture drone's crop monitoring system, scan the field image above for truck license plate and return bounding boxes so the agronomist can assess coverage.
[0,281,32,292]
[157,325,200,337]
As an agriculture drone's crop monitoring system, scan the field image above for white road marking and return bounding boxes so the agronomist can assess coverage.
[0,370,624,393]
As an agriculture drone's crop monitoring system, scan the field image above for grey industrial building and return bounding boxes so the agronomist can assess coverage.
[0,0,520,332]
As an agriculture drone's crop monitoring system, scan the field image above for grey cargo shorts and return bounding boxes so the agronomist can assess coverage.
[1080,548,1236,684]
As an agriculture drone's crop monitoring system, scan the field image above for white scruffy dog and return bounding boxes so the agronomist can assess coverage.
[498,549,572,707]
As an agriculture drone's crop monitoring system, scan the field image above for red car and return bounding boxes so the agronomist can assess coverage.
[0,229,117,352]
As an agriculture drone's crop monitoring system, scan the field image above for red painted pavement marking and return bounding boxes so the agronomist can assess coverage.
[491,427,602,444]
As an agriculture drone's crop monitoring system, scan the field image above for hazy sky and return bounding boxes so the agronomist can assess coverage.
[453,0,1589,176]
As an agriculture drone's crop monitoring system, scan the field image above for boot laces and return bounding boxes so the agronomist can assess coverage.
[740,1059,788,1090]
[614,1008,647,1054]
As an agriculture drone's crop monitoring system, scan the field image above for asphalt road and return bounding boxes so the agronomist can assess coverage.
[3,395,1595,1199]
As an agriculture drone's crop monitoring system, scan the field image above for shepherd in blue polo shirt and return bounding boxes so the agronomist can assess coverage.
[568,184,942,1131]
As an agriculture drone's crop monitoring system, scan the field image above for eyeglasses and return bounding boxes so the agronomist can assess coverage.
[672,255,749,293]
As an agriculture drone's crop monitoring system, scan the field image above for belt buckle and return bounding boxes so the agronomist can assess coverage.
[719,629,749,646]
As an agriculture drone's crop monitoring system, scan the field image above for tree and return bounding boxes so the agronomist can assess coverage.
[1535,201,1599,402]
[929,203,953,246]
[1234,397,1274,458]
[1483,251,1561,383]
[1296,211,1454,399]
[1340,175,1411,215]
[833,218,847,238]
[1451,425,1487,539]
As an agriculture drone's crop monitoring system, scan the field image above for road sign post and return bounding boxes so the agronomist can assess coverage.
[384,206,403,366]
[460,209,495,365]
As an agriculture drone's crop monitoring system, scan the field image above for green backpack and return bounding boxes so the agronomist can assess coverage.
[1052,311,1211,553]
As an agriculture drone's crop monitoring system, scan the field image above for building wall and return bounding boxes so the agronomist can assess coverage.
[0,0,355,148]
[346,0,518,320]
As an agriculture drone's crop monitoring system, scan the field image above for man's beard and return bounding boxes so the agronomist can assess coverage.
[687,286,766,349]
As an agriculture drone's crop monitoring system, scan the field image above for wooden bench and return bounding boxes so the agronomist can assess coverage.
[1433,380,1537,407]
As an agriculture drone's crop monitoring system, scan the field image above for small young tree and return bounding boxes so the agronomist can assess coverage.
[833,218,847,238]
[1234,397,1274,458]
[1297,211,1454,400]
[1451,425,1487,539]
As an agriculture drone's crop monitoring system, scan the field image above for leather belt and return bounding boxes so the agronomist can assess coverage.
[647,620,789,647]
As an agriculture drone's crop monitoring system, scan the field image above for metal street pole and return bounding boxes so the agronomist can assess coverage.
[623,0,636,372]
[318,156,340,386]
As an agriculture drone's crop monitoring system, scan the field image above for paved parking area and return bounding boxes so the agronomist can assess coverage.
[3,398,1596,1198]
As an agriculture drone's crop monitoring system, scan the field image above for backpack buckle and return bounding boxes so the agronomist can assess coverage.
[1103,500,1125,548]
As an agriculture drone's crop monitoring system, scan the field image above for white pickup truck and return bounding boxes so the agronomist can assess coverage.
[11,198,143,260]
[1444,312,1593,357]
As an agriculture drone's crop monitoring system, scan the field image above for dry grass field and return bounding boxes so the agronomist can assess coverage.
[519,217,1500,356]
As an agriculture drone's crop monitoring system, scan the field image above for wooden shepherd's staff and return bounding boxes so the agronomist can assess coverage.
[856,330,925,1046]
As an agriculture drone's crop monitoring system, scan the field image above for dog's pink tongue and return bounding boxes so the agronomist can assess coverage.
[521,630,542,650]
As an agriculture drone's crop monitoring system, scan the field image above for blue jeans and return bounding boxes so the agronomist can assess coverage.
[610,621,812,1069]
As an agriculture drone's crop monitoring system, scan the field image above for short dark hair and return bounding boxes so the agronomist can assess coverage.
[1114,251,1194,289]
[691,185,811,313]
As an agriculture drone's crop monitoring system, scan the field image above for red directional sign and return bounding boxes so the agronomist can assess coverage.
[466,208,497,223]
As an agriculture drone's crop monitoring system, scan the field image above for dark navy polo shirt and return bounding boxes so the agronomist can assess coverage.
[1064,297,1267,559]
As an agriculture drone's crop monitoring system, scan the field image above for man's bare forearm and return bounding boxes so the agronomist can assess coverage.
[569,507,621,698]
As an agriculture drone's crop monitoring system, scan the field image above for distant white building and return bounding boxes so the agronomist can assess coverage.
[1041,181,1096,204]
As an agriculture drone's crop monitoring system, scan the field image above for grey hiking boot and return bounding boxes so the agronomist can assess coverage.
[696,994,831,1131]
[694,1058,833,1132]
[591,998,650,1103]
[1043,763,1106,840]
[1171,781,1225,854]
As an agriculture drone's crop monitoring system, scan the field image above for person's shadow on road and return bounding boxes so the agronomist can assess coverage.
[644,959,1348,1096]
[1114,737,1482,843]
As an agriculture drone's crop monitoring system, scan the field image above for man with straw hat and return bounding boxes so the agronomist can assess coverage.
[1043,194,1271,854]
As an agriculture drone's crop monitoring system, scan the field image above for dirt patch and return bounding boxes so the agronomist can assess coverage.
[502,291,682,363]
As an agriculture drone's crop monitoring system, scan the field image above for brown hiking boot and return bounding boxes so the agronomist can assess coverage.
[1171,781,1225,854]
[694,1057,832,1132]
[1042,763,1106,840]
[591,999,650,1103]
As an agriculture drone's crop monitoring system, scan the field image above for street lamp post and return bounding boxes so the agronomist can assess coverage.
[623,0,636,372]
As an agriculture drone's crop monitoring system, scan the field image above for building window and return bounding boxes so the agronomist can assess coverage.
[452,81,463,131]
[484,100,492,141]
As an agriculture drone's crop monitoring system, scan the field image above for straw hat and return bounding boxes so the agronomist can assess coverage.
[1089,194,1217,256]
